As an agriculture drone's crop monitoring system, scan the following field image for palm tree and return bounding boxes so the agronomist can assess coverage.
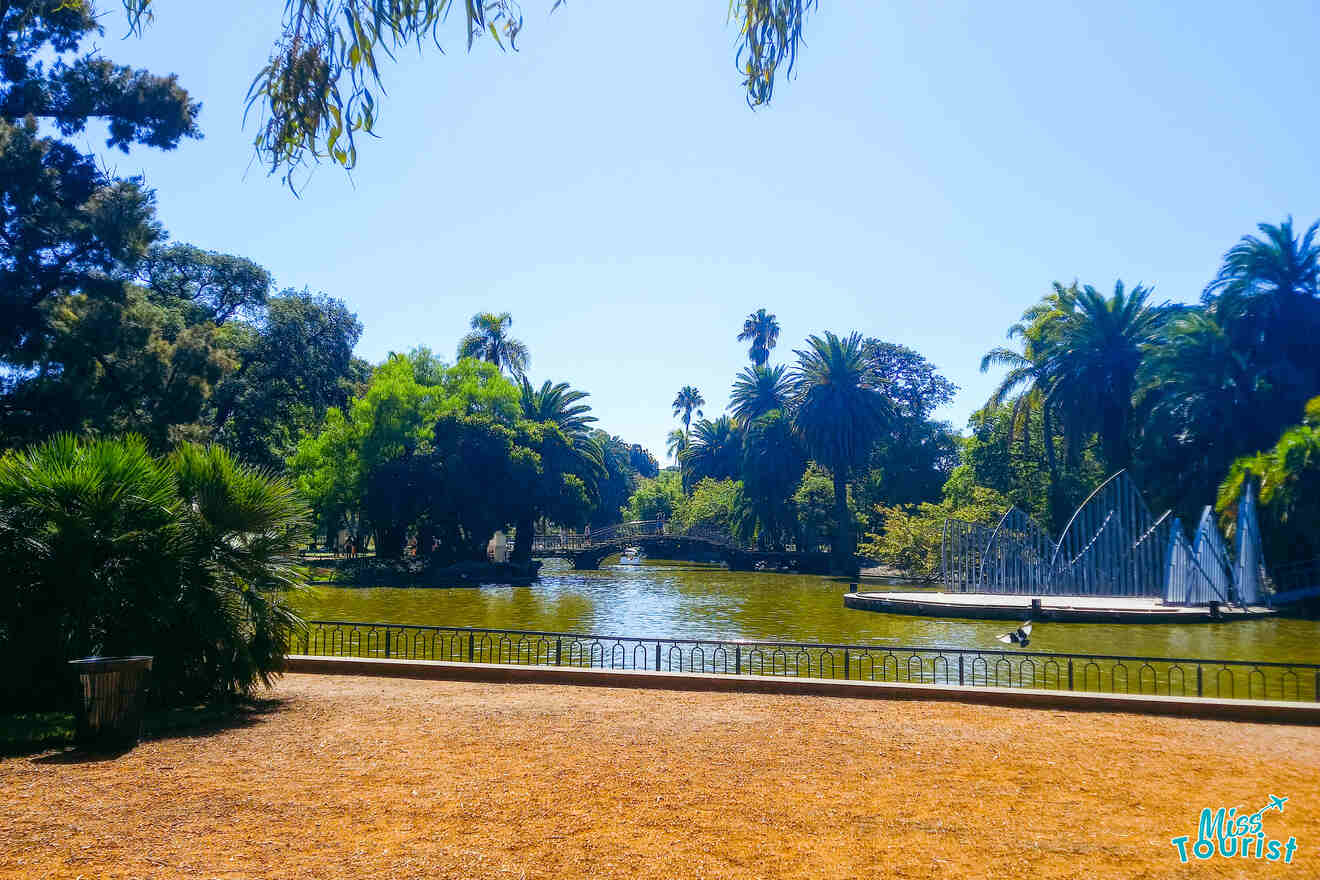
[457,312,530,378]
[1203,217,1320,425]
[1135,310,1259,517]
[683,415,742,487]
[737,309,781,366]
[791,331,892,573]
[512,378,603,562]
[519,378,598,440]
[728,364,793,424]
[666,428,688,464]
[671,386,705,440]
[1047,281,1169,473]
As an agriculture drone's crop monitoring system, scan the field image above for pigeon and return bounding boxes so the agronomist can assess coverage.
[997,621,1032,647]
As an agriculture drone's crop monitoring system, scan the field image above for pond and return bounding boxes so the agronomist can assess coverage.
[291,558,1320,664]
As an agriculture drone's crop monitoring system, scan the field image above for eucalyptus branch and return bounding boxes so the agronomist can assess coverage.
[117,1,815,190]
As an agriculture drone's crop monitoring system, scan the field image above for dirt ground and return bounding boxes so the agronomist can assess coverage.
[2,674,1317,880]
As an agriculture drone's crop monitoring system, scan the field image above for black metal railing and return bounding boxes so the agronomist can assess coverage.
[294,620,1320,703]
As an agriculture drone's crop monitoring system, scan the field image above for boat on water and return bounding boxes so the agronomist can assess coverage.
[619,547,645,565]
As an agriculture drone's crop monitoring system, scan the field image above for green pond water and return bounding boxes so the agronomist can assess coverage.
[291,558,1320,664]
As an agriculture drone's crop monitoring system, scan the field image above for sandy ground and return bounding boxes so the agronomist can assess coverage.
[2,674,1317,880]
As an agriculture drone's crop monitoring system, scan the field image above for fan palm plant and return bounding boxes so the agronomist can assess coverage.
[737,308,781,366]
[0,435,309,708]
[791,331,892,572]
[457,311,530,378]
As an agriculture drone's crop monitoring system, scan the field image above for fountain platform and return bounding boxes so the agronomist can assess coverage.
[845,591,1277,623]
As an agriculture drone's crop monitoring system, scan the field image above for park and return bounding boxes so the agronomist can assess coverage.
[3,3,1320,879]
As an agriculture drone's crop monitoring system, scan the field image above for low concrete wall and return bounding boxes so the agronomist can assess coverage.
[284,655,1320,725]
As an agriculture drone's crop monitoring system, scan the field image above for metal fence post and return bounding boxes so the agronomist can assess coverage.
[959,654,965,686]
[655,642,661,672]
[556,638,562,666]
[735,645,742,675]
[1197,665,1203,697]
[384,630,391,658]
[468,631,475,663]
[843,650,850,680]
[1067,659,1074,691]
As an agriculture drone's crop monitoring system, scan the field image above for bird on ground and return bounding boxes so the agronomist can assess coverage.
[996,621,1033,647]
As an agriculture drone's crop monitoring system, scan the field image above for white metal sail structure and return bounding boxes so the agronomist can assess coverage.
[1187,506,1234,604]
[1233,479,1266,605]
[1049,472,1169,597]
[939,472,1268,605]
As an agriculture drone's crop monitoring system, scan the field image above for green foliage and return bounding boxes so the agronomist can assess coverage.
[1216,397,1320,565]
[859,485,1010,578]
[857,339,959,512]
[679,478,740,532]
[791,463,858,552]
[4,2,200,151]
[1,193,364,463]
[289,353,523,554]
[588,430,650,528]
[0,435,307,709]
[734,410,806,549]
[623,470,685,522]
[792,331,892,569]
[0,117,163,367]
[116,0,812,184]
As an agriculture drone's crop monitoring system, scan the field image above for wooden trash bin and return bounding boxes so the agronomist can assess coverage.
[68,656,153,749]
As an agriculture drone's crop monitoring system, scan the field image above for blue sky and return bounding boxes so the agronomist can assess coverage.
[84,0,1320,461]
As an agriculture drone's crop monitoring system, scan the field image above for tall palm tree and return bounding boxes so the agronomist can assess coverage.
[665,428,688,464]
[683,415,743,487]
[1135,310,1259,518]
[1203,216,1320,424]
[737,309,781,366]
[728,364,793,424]
[671,386,705,440]
[791,331,892,573]
[457,312,530,378]
[511,378,603,562]
[1046,281,1169,473]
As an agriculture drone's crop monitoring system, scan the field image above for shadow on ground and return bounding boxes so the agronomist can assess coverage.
[3,697,286,761]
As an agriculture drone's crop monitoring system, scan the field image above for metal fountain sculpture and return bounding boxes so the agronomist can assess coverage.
[940,472,1267,606]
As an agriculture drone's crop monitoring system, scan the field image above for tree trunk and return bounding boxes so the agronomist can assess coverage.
[512,515,534,564]
[831,467,853,576]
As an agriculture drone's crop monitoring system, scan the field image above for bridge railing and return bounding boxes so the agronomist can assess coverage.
[295,619,1320,703]
[529,520,748,552]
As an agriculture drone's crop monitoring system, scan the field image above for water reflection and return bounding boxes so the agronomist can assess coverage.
[292,557,1320,663]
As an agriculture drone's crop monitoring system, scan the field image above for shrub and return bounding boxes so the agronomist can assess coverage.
[0,435,308,709]
[859,485,1009,578]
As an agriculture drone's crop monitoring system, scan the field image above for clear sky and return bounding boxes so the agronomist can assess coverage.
[83,0,1320,462]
